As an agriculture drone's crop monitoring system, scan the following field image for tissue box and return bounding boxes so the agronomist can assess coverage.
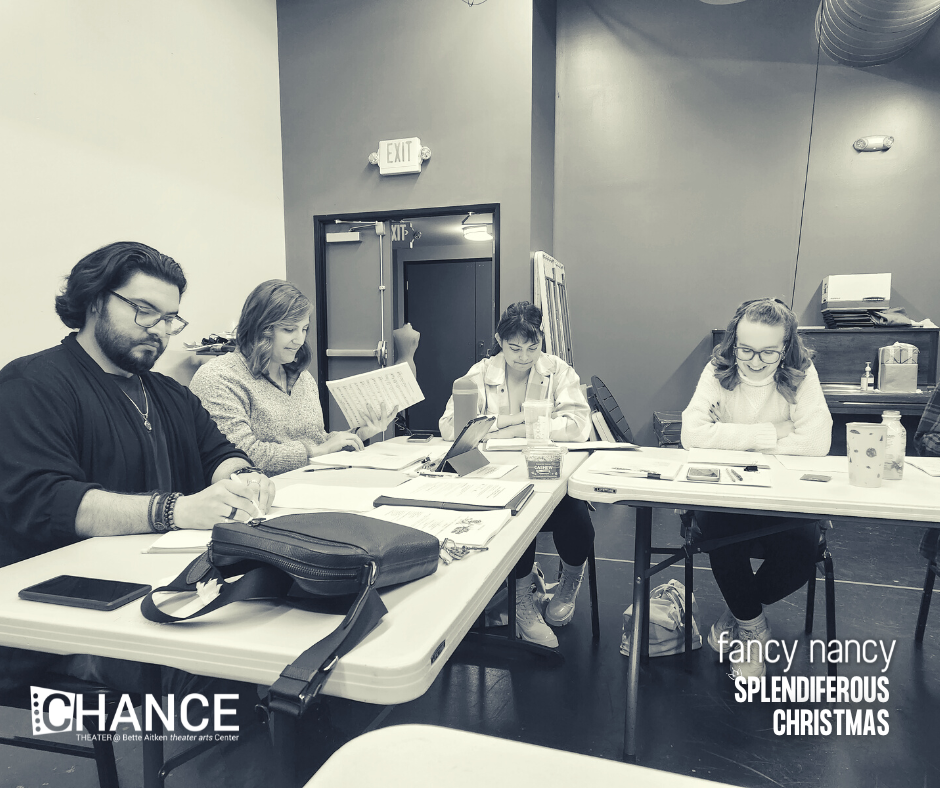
[822,273,891,311]
[877,342,919,392]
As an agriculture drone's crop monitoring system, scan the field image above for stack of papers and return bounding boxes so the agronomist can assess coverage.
[484,438,638,452]
[145,530,213,554]
[365,506,511,547]
[272,484,387,511]
[681,448,771,468]
[373,477,534,513]
[589,454,684,481]
[311,442,444,471]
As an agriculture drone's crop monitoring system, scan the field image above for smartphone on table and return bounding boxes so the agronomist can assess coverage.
[407,433,434,443]
[19,575,151,611]
[686,466,720,483]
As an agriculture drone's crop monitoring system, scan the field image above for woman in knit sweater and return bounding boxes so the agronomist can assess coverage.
[190,280,391,475]
[680,298,832,679]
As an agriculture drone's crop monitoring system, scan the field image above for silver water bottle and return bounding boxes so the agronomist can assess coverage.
[451,376,478,439]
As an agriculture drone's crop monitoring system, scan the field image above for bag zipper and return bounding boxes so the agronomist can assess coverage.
[251,523,369,552]
[212,543,363,582]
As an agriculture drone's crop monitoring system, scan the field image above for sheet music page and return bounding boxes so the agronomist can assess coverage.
[325,363,424,428]
[365,506,511,546]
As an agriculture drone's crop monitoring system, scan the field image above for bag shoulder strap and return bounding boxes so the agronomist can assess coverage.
[266,578,387,718]
[140,553,292,624]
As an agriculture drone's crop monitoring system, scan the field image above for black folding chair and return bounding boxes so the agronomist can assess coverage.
[668,514,837,674]
[0,674,134,788]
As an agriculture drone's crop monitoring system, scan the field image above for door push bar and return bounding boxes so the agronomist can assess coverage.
[325,340,387,366]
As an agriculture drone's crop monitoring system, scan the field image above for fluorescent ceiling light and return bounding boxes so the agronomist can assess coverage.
[462,226,493,241]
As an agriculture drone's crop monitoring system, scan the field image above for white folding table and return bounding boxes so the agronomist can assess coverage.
[306,723,735,787]
[0,442,585,787]
[567,447,940,763]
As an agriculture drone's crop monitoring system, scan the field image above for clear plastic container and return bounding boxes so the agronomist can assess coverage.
[521,444,567,480]
[881,410,906,480]
[523,400,553,444]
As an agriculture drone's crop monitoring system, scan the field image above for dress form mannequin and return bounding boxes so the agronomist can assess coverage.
[392,323,420,376]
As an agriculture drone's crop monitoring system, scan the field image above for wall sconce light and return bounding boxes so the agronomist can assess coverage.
[462,213,493,241]
[854,135,894,151]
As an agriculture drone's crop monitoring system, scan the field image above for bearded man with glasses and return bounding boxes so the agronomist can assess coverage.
[0,242,275,759]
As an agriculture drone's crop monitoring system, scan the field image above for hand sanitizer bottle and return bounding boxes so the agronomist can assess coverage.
[861,363,873,392]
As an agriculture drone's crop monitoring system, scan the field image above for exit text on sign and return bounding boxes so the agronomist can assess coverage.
[378,137,422,175]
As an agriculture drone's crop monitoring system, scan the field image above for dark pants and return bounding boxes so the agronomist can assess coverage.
[514,494,595,577]
[695,510,818,621]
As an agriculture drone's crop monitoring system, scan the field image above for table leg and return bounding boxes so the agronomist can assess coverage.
[623,505,652,763]
[141,664,164,788]
[915,562,937,644]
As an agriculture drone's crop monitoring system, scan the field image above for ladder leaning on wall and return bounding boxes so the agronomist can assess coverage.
[533,251,574,367]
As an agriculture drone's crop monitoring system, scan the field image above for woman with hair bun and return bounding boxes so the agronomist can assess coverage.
[681,297,832,680]
[191,280,393,476]
[439,301,594,649]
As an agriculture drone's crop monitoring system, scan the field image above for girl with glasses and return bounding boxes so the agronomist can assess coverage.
[680,298,832,680]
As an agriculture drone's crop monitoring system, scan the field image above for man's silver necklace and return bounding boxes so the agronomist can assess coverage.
[120,376,152,431]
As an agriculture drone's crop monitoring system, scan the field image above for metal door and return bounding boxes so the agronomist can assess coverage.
[321,223,394,432]
[404,259,493,433]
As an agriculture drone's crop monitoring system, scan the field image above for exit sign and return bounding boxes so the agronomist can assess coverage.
[375,137,424,175]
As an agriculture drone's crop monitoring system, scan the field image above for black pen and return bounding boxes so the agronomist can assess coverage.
[303,465,352,473]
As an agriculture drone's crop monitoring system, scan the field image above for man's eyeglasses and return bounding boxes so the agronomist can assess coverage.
[108,290,189,336]
[734,346,784,364]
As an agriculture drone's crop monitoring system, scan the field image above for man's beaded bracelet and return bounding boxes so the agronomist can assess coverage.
[164,492,182,532]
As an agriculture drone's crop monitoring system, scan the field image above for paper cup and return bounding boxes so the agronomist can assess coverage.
[846,423,888,488]
[523,400,553,444]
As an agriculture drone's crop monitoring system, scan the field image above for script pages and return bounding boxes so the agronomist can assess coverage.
[325,363,424,429]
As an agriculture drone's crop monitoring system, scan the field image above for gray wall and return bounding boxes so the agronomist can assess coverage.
[555,0,940,444]
[277,0,539,356]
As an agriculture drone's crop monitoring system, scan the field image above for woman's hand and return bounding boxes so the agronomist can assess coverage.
[708,402,721,423]
[174,477,271,529]
[310,432,365,457]
[496,412,525,429]
[357,403,398,441]
[774,420,794,440]
[490,424,526,439]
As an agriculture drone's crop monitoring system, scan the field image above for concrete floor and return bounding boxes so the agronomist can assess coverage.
[2,503,938,788]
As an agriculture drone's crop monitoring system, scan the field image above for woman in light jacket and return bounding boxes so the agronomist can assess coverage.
[439,301,594,649]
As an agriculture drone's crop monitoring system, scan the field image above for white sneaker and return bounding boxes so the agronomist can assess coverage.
[515,576,559,648]
[544,561,585,627]
[728,614,772,680]
[707,606,736,656]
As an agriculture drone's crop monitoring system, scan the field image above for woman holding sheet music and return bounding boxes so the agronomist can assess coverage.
[439,301,594,649]
[191,280,393,475]
[680,297,832,680]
